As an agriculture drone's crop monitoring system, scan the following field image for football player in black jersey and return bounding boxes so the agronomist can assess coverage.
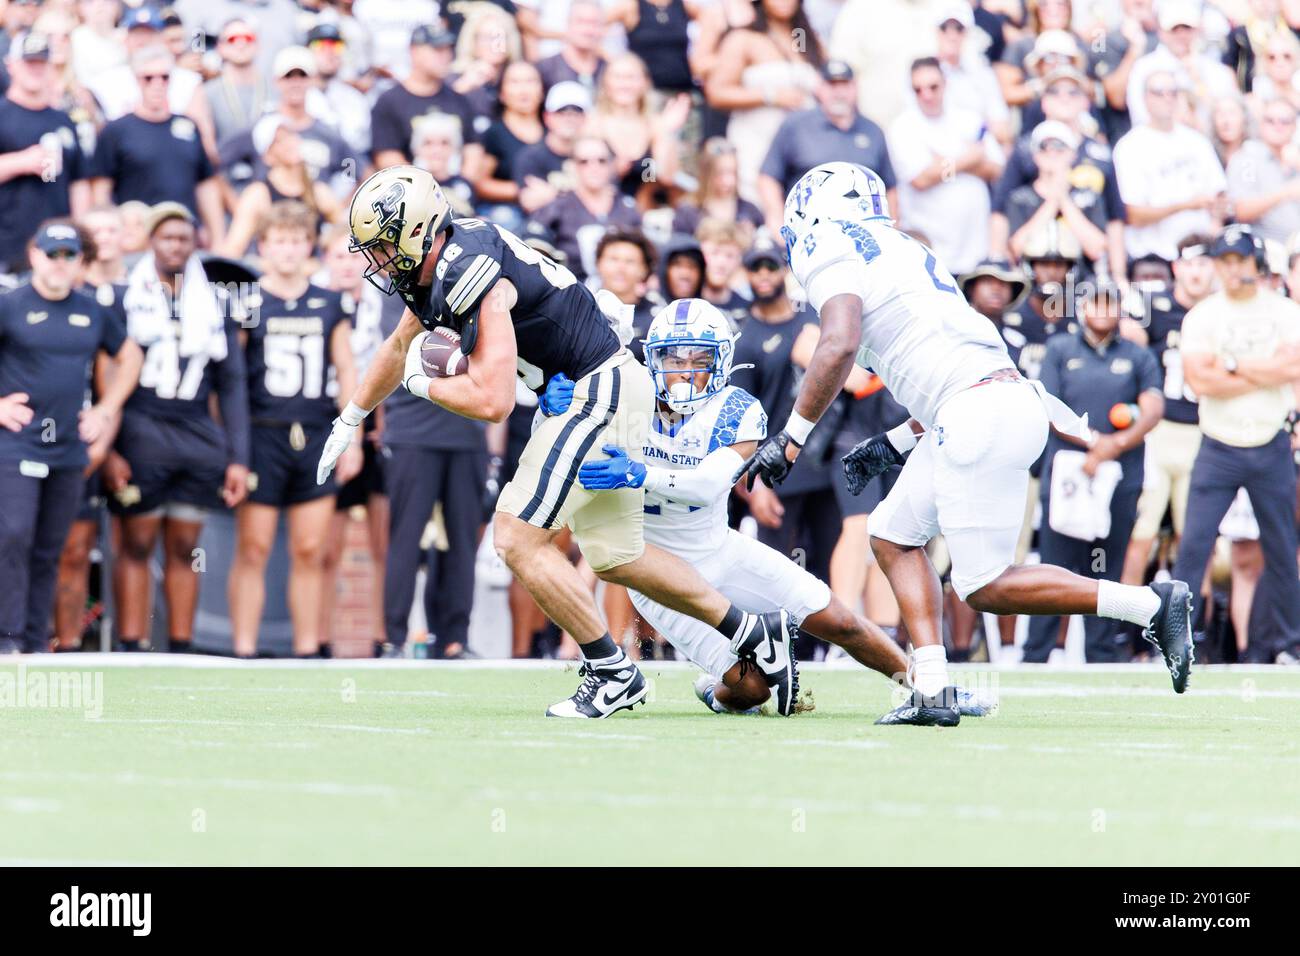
[229,202,360,658]
[317,165,802,717]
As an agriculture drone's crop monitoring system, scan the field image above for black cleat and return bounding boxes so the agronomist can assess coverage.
[1144,580,1194,693]
[546,660,648,718]
[733,610,799,716]
[875,686,962,726]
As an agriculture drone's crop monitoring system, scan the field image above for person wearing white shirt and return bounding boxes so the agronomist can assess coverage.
[1113,69,1228,260]
[931,0,1011,146]
[1124,0,1237,129]
[888,56,1003,274]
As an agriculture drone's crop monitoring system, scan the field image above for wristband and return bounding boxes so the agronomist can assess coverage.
[784,411,817,446]
[405,373,433,401]
[340,401,370,427]
[886,421,920,454]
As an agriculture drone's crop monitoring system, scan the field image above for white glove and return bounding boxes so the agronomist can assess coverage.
[404,331,434,401]
[317,403,367,485]
[595,288,635,347]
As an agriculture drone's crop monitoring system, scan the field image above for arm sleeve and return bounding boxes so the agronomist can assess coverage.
[1137,346,1163,394]
[214,318,250,467]
[758,119,792,183]
[65,125,88,183]
[99,303,126,356]
[368,93,406,158]
[89,123,116,180]
[642,444,746,506]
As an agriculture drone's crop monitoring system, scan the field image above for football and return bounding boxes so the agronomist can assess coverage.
[421,326,468,377]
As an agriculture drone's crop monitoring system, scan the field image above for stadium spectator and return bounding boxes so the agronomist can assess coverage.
[0,220,141,653]
[376,291,487,659]
[1223,0,1290,93]
[695,217,751,329]
[996,0,1085,107]
[90,46,225,248]
[0,31,91,273]
[1090,0,1159,143]
[106,202,249,652]
[307,22,371,159]
[610,0,698,97]
[1121,233,1214,594]
[1113,69,1228,260]
[228,201,360,658]
[1210,94,1250,168]
[451,4,522,122]
[705,0,822,202]
[173,0,300,79]
[689,0,754,83]
[1243,27,1300,119]
[1025,281,1163,663]
[585,52,690,203]
[594,226,661,360]
[1124,0,1237,130]
[532,135,641,280]
[673,138,764,240]
[69,0,127,88]
[81,203,126,285]
[1226,96,1300,243]
[757,59,896,237]
[220,115,343,260]
[533,0,606,94]
[1007,121,1108,265]
[931,1,1012,144]
[890,56,1003,274]
[1173,225,1300,663]
[514,80,589,214]
[412,113,476,217]
[370,24,481,175]
[202,19,266,148]
[658,233,706,300]
[473,60,545,232]
[0,0,41,59]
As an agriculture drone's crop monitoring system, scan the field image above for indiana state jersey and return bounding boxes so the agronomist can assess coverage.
[246,284,347,425]
[642,385,767,563]
[793,219,1013,427]
[402,218,620,391]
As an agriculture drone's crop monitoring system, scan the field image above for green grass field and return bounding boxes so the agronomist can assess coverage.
[1,658,1297,865]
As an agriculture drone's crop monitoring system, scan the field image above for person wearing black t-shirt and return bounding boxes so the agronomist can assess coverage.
[532,0,606,94]
[106,204,250,653]
[696,217,751,330]
[0,221,142,653]
[90,46,225,248]
[0,32,90,272]
[229,202,359,659]
[473,60,545,233]
[513,81,589,214]
[370,24,482,176]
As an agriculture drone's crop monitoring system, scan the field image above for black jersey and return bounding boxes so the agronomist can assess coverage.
[246,285,348,425]
[1144,290,1199,426]
[400,218,620,391]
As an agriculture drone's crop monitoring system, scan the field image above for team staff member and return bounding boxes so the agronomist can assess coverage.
[0,221,142,653]
[1023,282,1164,663]
[1003,226,1081,380]
[373,287,487,659]
[1174,226,1300,663]
[1120,234,1215,587]
[106,203,250,652]
[228,202,360,659]
[756,60,897,238]
[0,31,90,273]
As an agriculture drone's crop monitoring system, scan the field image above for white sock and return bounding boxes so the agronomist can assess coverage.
[911,644,949,697]
[1096,580,1162,627]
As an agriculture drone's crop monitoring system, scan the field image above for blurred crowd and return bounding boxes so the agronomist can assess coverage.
[2,0,1300,664]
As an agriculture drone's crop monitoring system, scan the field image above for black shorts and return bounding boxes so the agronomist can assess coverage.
[110,413,228,516]
[830,447,900,517]
[335,419,386,510]
[249,422,336,508]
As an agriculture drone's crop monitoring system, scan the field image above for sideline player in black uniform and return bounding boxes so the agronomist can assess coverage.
[229,202,360,658]
[0,221,142,653]
[316,165,801,716]
[105,203,250,653]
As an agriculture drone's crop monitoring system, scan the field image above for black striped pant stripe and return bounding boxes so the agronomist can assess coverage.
[540,366,622,529]
[517,371,607,525]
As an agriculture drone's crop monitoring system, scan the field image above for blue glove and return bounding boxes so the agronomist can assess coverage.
[578,444,647,490]
[540,373,574,416]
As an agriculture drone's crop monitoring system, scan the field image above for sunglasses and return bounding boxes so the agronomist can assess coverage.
[45,249,79,261]
[939,21,966,33]
[1264,114,1297,126]
[310,38,344,51]
[139,72,171,84]
[575,156,610,165]
[1147,86,1178,97]
[1037,140,1073,152]
[1045,84,1085,97]
[1268,52,1295,61]
[222,33,256,45]
[912,82,942,94]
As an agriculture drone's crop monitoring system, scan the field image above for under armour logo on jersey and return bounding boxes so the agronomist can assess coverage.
[679,435,702,450]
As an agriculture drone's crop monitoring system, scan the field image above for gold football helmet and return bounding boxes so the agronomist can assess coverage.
[348,165,452,295]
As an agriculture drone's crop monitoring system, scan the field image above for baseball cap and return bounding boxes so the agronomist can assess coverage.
[160,6,182,28]
[34,222,81,256]
[272,45,317,78]
[1041,66,1088,90]
[307,22,344,44]
[1026,29,1084,68]
[545,81,592,113]
[251,114,285,156]
[410,23,455,48]
[1158,0,1201,32]
[124,7,164,31]
[1210,224,1262,259]
[935,1,975,29]
[1030,120,1081,152]
[821,59,854,83]
[145,201,195,236]
[7,30,50,62]
[960,258,1028,302]
[743,234,784,269]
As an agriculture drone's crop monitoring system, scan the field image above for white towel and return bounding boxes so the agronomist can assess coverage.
[123,252,227,360]
[1048,449,1123,542]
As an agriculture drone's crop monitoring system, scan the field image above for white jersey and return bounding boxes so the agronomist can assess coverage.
[792,218,1013,427]
[642,385,767,563]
